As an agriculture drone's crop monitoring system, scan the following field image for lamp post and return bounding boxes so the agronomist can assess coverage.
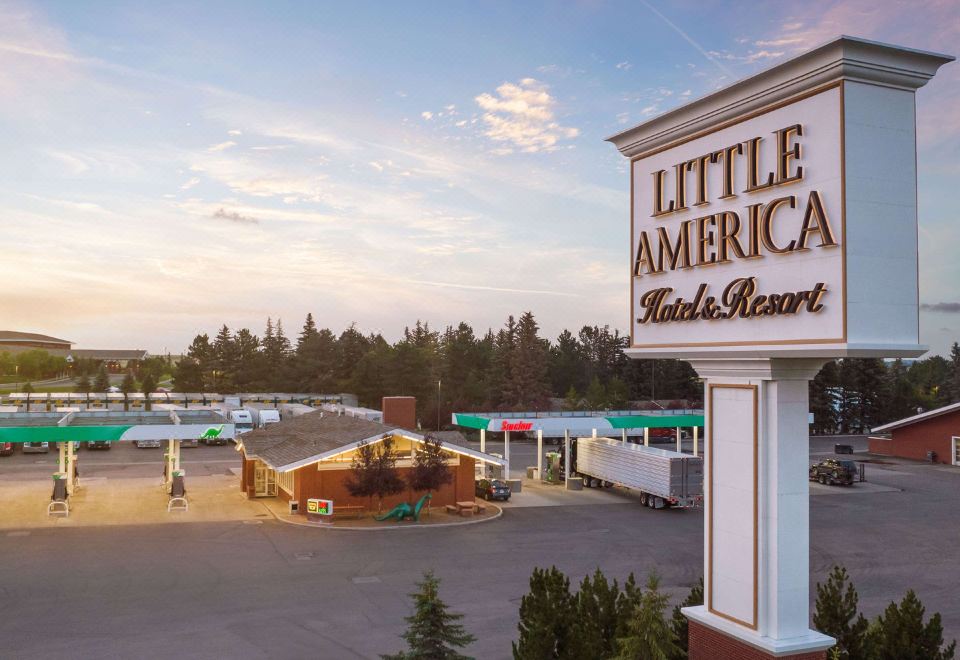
[437,379,442,431]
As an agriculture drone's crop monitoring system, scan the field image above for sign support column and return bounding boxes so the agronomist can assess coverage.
[683,358,832,657]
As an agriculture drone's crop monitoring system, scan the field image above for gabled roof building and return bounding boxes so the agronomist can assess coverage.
[870,402,960,465]
[236,397,505,514]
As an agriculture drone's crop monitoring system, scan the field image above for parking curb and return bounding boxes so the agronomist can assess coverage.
[263,502,503,531]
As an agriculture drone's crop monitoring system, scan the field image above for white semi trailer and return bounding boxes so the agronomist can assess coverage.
[243,402,282,428]
[574,436,703,509]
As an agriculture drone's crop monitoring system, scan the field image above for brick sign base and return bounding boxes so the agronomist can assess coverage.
[689,621,828,660]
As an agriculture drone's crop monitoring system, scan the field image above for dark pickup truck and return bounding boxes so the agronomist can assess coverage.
[809,459,857,486]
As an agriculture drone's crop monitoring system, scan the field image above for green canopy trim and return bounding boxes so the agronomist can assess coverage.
[0,426,132,443]
[451,414,491,431]
[605,415,704,429]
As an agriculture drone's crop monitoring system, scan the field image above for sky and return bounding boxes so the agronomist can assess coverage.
[1,0,958,356]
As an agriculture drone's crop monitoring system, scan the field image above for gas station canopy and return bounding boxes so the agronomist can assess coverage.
[451,410,704,437]
[0,410,235,443]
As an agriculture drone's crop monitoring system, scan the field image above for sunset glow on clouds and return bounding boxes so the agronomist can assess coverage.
[1,1,958,355]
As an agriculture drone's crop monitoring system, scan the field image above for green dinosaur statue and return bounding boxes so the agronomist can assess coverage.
[374,493,433,522]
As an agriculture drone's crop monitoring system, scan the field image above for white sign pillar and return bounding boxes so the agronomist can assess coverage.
[605,35,952,660]
[643,427,649,447]
[563,430,571,480]
[685,358,832,655]
[693,425,699,458]
[622,428,627,445]
[480,428,486,453]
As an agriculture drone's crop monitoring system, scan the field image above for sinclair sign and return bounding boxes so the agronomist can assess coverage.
[622,81,925,359]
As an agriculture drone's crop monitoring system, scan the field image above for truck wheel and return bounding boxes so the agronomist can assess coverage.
[818,474,827,485]
[602,481,613,488]
[639,492,648,506]
[581,477,591,488]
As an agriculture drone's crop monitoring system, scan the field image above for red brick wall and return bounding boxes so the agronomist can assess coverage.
[688,621,827,660]
[240,457,255,498]
[868,410,959,464]
[382,396,416,429]
[292,456,475,513]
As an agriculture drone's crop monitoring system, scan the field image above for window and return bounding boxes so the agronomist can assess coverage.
[277,470,294,495]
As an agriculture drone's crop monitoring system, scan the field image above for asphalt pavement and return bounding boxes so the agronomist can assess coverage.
[0,436,958,659]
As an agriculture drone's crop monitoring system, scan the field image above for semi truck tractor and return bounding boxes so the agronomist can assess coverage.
[574,436,703,509]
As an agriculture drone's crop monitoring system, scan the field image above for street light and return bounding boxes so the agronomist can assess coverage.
[437,379,442,431]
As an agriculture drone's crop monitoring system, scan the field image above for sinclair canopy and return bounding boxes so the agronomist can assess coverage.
[0,410,235,443]
[607,37,952,359]
[452,411,703,437]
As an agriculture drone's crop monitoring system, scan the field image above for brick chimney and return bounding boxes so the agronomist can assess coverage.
[382,396,416,430]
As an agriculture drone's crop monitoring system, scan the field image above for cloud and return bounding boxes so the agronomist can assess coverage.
[208,140,237,152]
[212,207,259,225]
[921,302,960,313]
[180,177,201,190]
[474,78,578,153]
[615,61,633,71]
[421,111,433,120]
[227,129,242,136]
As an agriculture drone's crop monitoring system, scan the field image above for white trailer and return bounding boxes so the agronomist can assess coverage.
[574,436,703,509]
[278,403,317,422]
[243,402,282,428]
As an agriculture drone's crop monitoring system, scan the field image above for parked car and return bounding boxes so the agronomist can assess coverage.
[0,442,13,456]
[809,459,857,486]
[134,439,161,448]
[22,442,49,454]
[86,440,111,450]
[475,478,511,501]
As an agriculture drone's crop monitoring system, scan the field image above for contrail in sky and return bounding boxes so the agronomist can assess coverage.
[639,0,736,79]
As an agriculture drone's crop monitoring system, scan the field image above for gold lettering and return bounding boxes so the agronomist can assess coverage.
[652,170,674,217]
[760,195,797,253]
[796,190,838,250]
[716,211,747,263]
[744,136,775,193]
[691,154,712,206]
[711,143,742,199]
[674,161,690,212]
[745,203,763,257]
[656,221,693,272]
[775,124,803,184]
[696,214,717,266]
[634,230,660,276]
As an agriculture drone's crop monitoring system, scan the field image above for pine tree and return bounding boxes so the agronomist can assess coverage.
[585,376,607,410]
[614,572,677,660]
[508,312,551,410]
[562,385,582,412]
[575,569,620,659]
[810,361,839,434]
[22,381,34,394]
[813,566,868,660]
[512,566,577,660]
[885,359,916,423]
[948,342,960,404]
[382,570,475,660]
[75,374,92,393]
[121,370,137,394]
[669,577,703,659]
[616,573,644,640]
[607,376,630,410]
[212,324,238,392]
[867,590,956,660]
[93,364,110,392]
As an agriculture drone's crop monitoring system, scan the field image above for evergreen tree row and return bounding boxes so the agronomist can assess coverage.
[810,343,960,433]
[172,312,702,423]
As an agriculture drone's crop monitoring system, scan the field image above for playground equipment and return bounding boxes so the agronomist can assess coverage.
[374,493,432,522]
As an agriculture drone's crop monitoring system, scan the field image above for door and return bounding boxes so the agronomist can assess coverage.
[254,466,268,496]
[953,437,959,467]
[254,465,278,496]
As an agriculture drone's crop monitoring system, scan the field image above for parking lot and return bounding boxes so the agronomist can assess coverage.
[1,436,958,659]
